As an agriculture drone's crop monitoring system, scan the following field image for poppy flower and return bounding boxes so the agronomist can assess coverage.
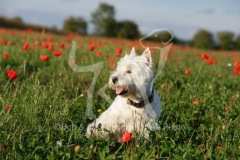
[216,145,222,150]
[225,107,230,111]
[22,41,29,51]
[192,99,199,105]
[1,39,8,45]
[201,54,209,60]
[6,105,11,110]
[212,60,218,65]
[105,54,110,58]
[53,50,62,57]
[95,51,101,57]
[47,37,53,42]
[58,43,65,49]
[234,61,239,67]
[7,70,18,80]
[89,44,95,51]
[42,43,48,49]
[3,53,9,59]
[233,68,239,75]
[121,131,132,143]
[26,29,32,33]
[109,59,115,64]
[116,47,122,54]
[48,44,54,51]
[205,59,213,65]
[185,70,190,76]
[40,55,49,61]
[35,41,41,46]
[109,65,115,70]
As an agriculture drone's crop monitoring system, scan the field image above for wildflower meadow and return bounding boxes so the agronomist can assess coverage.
[0,28,240,159]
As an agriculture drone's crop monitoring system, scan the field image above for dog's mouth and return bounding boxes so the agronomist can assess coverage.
[115,87,128,95]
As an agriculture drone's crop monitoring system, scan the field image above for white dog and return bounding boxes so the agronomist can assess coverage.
[86,47,162,139]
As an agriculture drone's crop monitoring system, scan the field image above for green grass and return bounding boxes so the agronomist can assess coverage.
[0,28,240,159]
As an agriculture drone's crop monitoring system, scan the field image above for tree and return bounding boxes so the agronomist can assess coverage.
[192,29,215,49]
[235,35,240,51]
[91,3,116,37]
[63,16,87,35]
[217,31,234,50]
[12,16,24,23]
[116,20,140,39]
[144,30,174,44]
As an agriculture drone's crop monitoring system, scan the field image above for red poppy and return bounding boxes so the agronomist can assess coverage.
[225,107,230,111]
[1,39,8,45]
[216,146,221,150]
[48,44,54,51]
[234,61,239,67]
[205,59,213,65]
[35,41,41,46]
[26,29,32,33]
[121,131,132,143]
[201,54,209,60]
[89,44,95,51]
[95,51,101,57]
[109,59,115,64]
[53,50,62,57]
[5,105,11,110]
[212,60,218,65]
[185,70,190,76]
[7,70,18,80]
[47,37,53,43]
[58,43,65,49]
[42,43,48,49]
[105,54,110,58]
[116,47,122,54]
[109,65,115,70]
[233,68,239,75]
[3,53,9,59]
[40,55,49,61]
[192,99,199,105]
[22,41,29,51]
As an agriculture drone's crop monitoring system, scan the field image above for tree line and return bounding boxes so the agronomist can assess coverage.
[63,3,240,51]
[192,29,240,51]
[63,3,140,39]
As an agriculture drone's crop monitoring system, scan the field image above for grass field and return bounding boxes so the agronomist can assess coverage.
[0,28,240,159]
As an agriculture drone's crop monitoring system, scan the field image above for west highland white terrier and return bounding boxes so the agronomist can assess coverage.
[86,47,162,139]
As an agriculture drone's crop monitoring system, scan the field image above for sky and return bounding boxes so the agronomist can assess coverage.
[0,0,239,40]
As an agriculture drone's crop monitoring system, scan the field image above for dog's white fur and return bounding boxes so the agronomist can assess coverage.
[86,47,162,139]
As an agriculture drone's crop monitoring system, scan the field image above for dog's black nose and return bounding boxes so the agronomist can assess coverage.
[112,76,118,84]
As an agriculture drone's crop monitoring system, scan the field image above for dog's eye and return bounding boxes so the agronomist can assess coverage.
[126,70,131,74]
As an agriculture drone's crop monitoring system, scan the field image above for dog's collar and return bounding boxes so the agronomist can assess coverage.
[127,90,154,108]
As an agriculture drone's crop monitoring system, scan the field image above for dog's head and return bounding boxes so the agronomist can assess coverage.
[109,47,154,101]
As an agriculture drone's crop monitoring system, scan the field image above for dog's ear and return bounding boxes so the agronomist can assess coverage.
[142,48,152,63]
[129,47,136,57]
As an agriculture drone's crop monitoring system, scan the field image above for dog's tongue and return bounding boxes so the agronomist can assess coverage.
[116,88,123,94]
